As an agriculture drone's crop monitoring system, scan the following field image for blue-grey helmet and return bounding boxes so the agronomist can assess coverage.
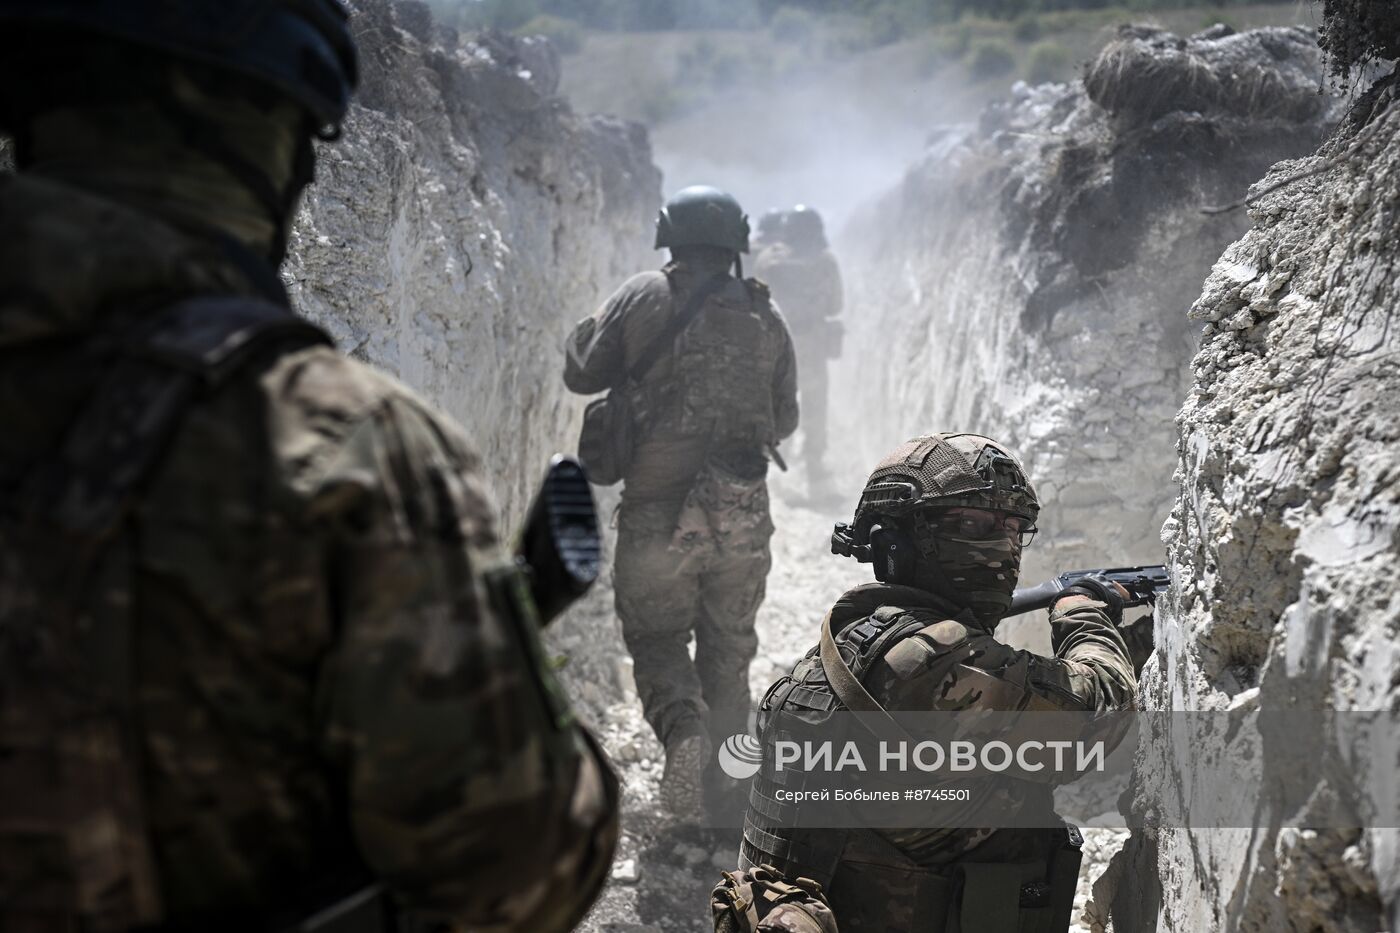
[0,0,358,138]
[654,185,751,254]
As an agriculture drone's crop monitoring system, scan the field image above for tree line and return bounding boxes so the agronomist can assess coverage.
[428,0,1256,32]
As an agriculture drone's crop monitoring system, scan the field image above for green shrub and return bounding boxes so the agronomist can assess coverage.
[914,34,948,78]
[677,36,768,89]
[431,0,537,31]
[514,14,583,54]
[930,24,971,59]
[638,84,685,124]
[1012,13,1044,43]
[1026,40,1071,83]
[863,6,906,48]
[968,37,1016,80]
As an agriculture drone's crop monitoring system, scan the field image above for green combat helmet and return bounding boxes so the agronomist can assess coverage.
[832,433,1040,622]
[785,204,828,252]
[654,185,751,254]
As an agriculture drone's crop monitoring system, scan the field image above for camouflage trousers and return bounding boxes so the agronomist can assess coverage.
[614,498,772,747]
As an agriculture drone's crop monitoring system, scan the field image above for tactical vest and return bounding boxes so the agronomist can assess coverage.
[653,273,787,450]
[740,588,1083,933]
[0,296,331,931]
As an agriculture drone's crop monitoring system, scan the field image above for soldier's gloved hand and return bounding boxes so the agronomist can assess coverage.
[1058,576,1127,624]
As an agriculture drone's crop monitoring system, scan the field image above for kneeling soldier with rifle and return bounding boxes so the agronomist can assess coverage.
[714,433,1139,933]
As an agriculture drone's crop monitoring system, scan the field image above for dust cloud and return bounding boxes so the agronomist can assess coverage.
[563,27,992,235]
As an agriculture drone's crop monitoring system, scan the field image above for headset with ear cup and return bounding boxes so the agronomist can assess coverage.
[867,522,917,585]
[831,518,918,586]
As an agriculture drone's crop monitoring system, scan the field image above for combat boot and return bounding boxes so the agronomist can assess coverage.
[661,726,711,824]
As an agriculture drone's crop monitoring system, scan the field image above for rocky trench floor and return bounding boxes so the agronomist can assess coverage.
[566,473,1128,933]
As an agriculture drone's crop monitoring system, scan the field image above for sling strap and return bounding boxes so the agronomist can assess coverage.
[623,272,729,386]
[818,610,914,743]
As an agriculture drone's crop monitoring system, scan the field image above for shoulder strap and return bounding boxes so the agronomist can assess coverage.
[818,610,913,743]
[626,272,728,385]
[26,295,332,544]
[127,294,331,385]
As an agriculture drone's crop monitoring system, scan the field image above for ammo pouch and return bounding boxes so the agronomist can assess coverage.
[577,391,635,486]
[949,824,1082,933]
[712,864,838,933]
[829,824,1083,933]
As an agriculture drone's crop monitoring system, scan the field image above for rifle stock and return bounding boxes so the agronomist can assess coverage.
[516,455,602,625]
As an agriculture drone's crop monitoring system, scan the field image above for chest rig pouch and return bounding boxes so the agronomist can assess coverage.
[0,296,330,931]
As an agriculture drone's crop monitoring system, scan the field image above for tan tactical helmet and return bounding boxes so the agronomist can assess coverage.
[853,433,1039,532]
[830,433,1039,620]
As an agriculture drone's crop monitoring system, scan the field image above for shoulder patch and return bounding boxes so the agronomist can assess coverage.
[881,638,937,681]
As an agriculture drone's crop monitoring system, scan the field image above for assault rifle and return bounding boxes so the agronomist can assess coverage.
[1005,565,1169,617]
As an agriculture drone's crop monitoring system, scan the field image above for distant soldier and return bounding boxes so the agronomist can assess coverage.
[726,433,1137,933]
[566,186,799,820]
[751,207,789,253]
[754,205,843,497]
[0,2,616,930]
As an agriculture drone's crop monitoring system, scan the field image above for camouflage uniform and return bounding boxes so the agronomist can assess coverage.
[742,584,1135,931]
[739,435,1137,933]
[753,242,842,490]
[565,254,798,749]
[0,170,617,929]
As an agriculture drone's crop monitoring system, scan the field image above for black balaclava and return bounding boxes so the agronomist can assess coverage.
[23,66,311,267]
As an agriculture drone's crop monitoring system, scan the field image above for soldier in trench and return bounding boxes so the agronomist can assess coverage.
[713,433,1137,933]
[754,205,845,500]
[0,2,617,930]
[565,186,799,821]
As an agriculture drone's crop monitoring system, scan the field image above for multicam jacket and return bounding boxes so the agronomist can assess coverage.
[0,174,616,932]
[741,582,1137,930]
[564,256,799,504]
